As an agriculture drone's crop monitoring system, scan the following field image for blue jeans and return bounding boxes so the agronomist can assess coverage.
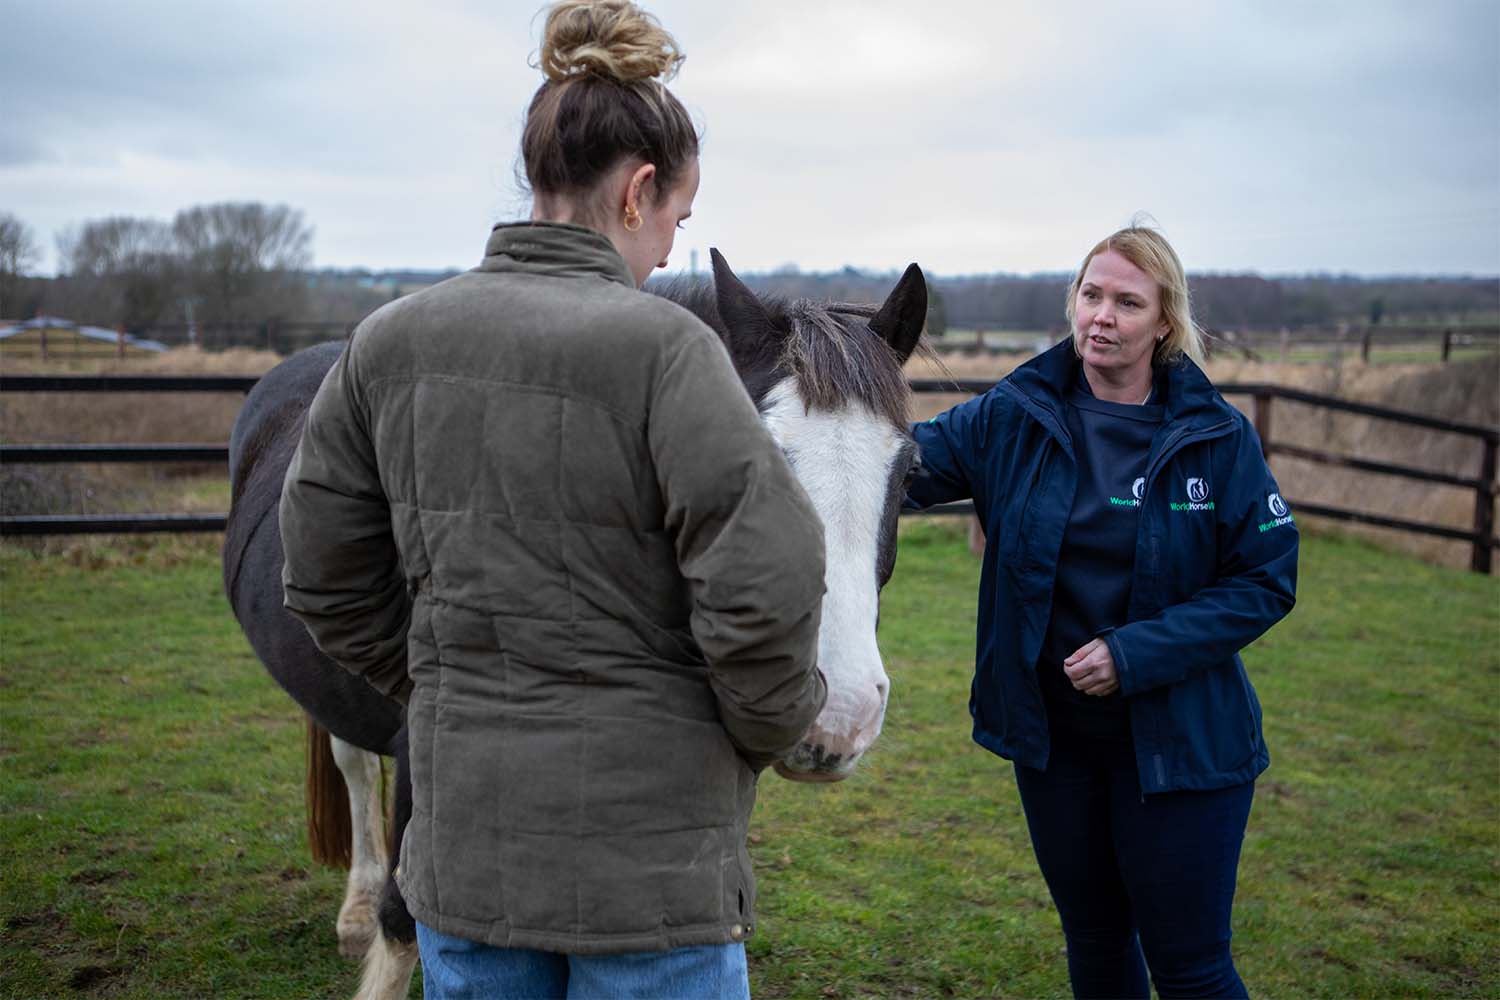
[415,923,750,999]
[1013,730,1255,1000]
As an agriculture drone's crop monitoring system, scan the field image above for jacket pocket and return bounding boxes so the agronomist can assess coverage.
[1166,664,1257,777]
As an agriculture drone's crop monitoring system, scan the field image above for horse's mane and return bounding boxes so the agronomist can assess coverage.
[652,278,912,429]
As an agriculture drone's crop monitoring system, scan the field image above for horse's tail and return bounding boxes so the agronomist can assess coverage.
[305,716,353,868]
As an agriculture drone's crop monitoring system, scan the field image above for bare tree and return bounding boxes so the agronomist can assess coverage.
[0,212,41,319]
[173,202,312,335]
[54,217,181,330]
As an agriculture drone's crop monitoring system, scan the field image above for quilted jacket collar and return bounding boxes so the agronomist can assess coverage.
[478,221,636,287]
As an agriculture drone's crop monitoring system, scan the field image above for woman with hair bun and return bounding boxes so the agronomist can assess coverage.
[279,2,827,997]
[907,225,1299,998]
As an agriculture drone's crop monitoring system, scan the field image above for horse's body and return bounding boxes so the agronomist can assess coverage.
[223,250,925,999]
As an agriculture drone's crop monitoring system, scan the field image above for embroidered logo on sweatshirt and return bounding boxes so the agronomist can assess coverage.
[1108,475,1146,508]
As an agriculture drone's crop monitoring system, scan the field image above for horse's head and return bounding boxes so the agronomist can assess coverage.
[708,249,926,782]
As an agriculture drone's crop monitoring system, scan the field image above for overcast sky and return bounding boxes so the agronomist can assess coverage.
[4,0,1498,278]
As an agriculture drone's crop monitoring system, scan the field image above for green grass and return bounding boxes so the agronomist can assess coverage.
[2,526,1497,998]
[0,537,356,997]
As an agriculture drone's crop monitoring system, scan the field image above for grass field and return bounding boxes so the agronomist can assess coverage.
[2,523,1496,998]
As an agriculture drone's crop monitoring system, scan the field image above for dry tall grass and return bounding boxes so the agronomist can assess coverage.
[1,345,292,523]
[906,348,1500,570]
[1,346,285,445]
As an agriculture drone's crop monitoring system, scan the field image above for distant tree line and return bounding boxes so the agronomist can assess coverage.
[744,268,1498,336]
[0,204,312,337]
[2,208,1495,339]
[0,212,43,320]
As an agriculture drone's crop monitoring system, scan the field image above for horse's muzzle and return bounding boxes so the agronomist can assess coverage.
[772,742,860,783]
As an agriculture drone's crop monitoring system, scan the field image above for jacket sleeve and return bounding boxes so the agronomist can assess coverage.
[279,341,413,705]
[649,330,828,769]
[905,389,998,508]
[1106,419,1298,697]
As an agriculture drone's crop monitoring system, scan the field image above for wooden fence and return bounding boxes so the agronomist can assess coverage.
[0,321,357,359]
[1216,325,1500,365]
[11,320,1494,365]
[3,374,1497,573]
[927,326,1500,365]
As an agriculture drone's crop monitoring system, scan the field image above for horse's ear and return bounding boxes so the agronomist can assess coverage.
[711,247,783,376]
[870,263,927,364]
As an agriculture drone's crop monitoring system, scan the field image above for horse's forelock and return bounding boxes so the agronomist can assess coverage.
[651,278,915,430]
[781,301,912,430]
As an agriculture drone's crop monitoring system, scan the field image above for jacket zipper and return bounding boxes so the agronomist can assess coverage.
[1000,382,1074,456]
[1141,417,1235,497]
[1134,416,1236,796]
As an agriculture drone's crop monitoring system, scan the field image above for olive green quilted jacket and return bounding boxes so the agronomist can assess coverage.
[279,222,827,954]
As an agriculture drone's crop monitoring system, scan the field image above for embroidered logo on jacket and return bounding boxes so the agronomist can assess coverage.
[1170,476,1215,512]
[1258,492,1295,532]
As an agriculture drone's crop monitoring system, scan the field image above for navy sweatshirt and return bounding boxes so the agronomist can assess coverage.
[1038,381,1164,741]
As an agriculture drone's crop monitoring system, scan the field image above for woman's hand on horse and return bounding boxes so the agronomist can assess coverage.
[1063,639,1119,697]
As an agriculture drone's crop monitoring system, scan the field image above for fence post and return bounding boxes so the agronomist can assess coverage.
[1474,439,1497,574]
[1252,392,1273,457]
[117,326,126,359]
[1441,328,1453,363]
[1279,327,1290,363]
[39,325,47,360]
[1360,327,1372,363]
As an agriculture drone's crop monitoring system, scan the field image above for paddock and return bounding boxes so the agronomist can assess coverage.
[1,523,1495,998]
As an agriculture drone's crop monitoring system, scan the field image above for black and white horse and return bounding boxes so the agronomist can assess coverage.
[222,249,926,998]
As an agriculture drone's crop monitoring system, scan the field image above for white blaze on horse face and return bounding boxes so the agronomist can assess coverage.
[759,377,899,781]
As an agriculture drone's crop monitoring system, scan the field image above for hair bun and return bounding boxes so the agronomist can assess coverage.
[539,0,684,84]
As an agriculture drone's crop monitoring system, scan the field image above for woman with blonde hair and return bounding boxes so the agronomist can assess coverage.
[907,224,1298,998]
[279,2,828,996]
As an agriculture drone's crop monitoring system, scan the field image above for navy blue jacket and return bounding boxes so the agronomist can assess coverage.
[909,340,1298,794]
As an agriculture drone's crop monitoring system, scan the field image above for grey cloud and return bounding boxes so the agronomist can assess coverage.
[3,0,1494,275]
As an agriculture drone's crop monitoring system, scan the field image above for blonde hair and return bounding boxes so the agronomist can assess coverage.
[538,0,684,82]
[523,1,698,211]
[1065,223,1205,366]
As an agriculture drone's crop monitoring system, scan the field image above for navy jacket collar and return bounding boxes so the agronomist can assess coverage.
[1007,337,1230,431]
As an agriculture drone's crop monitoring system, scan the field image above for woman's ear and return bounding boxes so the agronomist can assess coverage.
[625,162,657,211]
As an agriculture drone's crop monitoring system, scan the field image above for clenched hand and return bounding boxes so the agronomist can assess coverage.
[1064,638,1119,697]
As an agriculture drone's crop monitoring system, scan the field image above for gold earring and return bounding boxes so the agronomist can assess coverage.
[623,205,642,232]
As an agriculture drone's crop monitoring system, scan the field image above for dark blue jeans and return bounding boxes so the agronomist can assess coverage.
[1013,731,1255,1000]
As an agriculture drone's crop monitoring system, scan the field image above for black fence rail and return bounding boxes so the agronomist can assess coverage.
[4,374,1498,573]
[0,375,261,393]
[909,378,1499,573]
